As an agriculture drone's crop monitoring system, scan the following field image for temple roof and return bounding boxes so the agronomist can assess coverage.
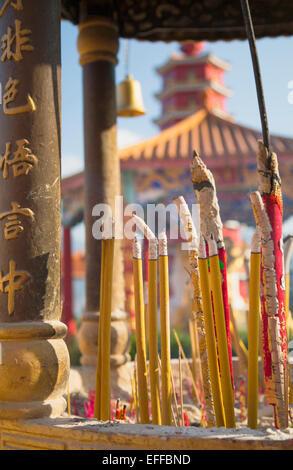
[118,108,293,167]
[62,107,293,193]
[62,106,293,227]
[61,1,293,42]
[156,53,231,75]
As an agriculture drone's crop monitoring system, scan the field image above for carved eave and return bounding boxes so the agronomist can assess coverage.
[61,1,293,42]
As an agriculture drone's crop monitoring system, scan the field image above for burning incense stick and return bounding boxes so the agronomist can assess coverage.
[190,153,234,387]
[247,226,261,429]
[132,236,150,424]
[100,235,115,421]
[198,234,225,427]
[208,236,236,428]
[250,186,288,429]
[132,215,161,425]
[173,196,215,427]
[158,232,172,426]
[94,236,106,420]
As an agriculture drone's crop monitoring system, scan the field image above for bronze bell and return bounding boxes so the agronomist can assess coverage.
[116,74,146,117]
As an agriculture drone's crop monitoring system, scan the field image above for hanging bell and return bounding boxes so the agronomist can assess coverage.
[116,74,146,117]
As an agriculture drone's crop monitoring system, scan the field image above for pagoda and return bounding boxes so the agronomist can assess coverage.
[154,42,232,130]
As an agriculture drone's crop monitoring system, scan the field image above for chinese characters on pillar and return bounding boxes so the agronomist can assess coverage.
[0,2,36,314]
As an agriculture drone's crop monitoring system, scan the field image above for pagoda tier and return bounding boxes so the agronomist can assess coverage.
[154,43,232,130]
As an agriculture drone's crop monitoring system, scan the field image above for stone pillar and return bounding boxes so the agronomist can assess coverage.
[0,0,70,419]
[77,17,130,383]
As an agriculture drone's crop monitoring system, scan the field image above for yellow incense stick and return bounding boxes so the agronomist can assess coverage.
[94,237,105,420]
[158,355,178,427]
[148,255,162,425]
[131,215,161,425]
[198,242,225,427]
[133,237,150,424]
[100,237,114,421]
[208,239,235,428]
[159,233,172,426]
[247,248,261,429]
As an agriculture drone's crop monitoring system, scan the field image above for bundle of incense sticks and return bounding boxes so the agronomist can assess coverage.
[94,222,115,421]
[190,152,234,389]
[132,237,149,424]
[173,196,215,427]
[132,215,161,425]
[250,141,288,429]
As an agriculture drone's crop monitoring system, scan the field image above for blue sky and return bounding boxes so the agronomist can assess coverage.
[60,20,293,249]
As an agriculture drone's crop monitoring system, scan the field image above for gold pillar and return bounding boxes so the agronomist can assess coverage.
[77,18,130,381]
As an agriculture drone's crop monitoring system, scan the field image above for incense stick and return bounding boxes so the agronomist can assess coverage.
[100,235,115,421]
[190,154,234,387]
[158,232,172,426]
[198,235,225,427]
[250,188,287,428]
[94,236,105,420]
[173,196,215,427]
[158,354,178,427]
[132,237,150,424]
[132,215,161,425]
[208,236,236,428]
[247,226,261,429]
